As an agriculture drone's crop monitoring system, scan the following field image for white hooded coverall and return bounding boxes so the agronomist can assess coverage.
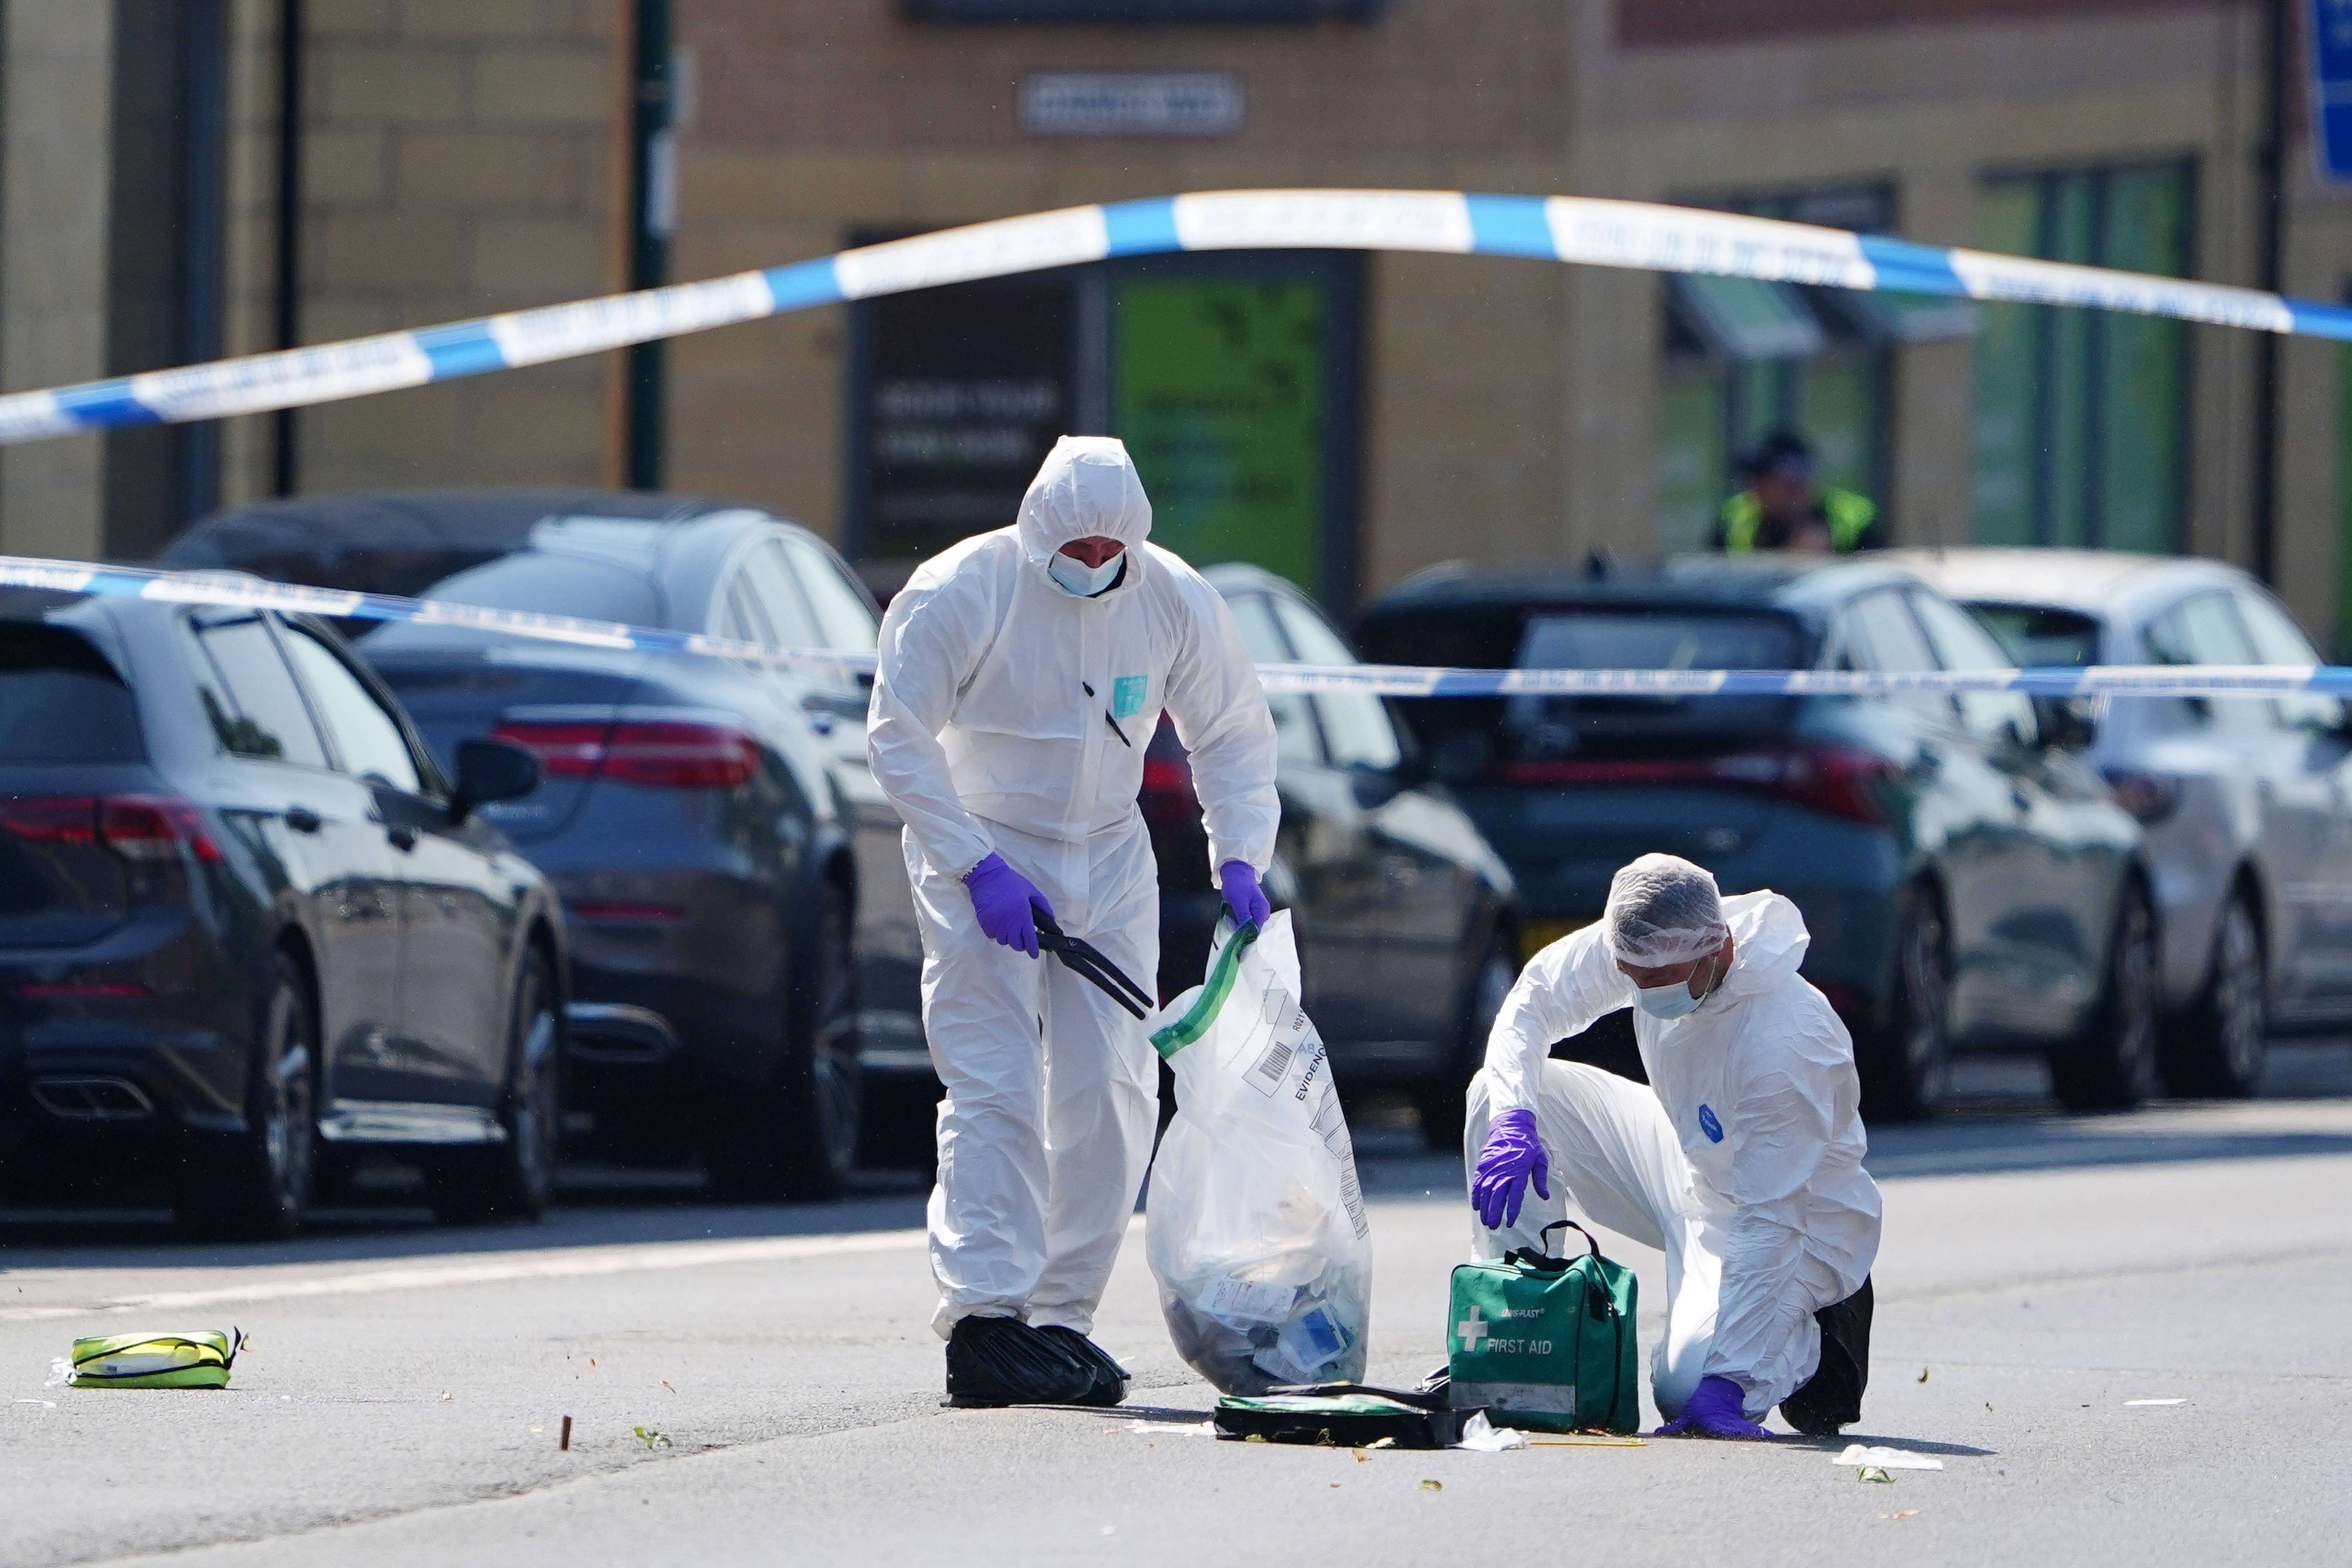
[1465,891,1882,1418]
[868,436,1280,1337]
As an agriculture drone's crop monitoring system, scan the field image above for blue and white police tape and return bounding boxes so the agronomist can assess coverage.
[2,188,2349,445]
[9,551,2351,703]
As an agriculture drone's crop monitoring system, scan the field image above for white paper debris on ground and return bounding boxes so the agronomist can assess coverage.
[1454,1411,1531,1452]
[1124,1420,1218,1437]
[2124,1399,2187,1407]
[44,1358,69,1388]
[1832,1444,1944,1471]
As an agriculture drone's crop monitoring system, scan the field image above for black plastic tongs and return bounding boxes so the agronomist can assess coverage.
[1033,910,1155,1019]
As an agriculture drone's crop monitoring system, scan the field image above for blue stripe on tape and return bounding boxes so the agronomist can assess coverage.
[1856,235,1967,298]
[413,322,507,379]
[54,380,160,428]
[2286,299,2352,342]
[1465,194,1557,259]
[760,258,844,311]
[1102,198,1182,258]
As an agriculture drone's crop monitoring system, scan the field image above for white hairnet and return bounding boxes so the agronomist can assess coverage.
[1603,853,1730,967]
[1015,435,1152,562]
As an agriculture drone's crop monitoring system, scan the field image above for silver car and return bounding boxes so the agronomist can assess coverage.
[1893,548,2352,1096]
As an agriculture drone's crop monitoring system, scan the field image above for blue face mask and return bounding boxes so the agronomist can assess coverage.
[1048,548,1124,597]
[1633,953,1719,1021]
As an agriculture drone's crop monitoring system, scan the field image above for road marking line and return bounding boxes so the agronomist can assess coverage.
[0,1228,925,1323]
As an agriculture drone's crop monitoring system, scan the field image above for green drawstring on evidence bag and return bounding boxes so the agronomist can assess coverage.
[68,1329,243,1389]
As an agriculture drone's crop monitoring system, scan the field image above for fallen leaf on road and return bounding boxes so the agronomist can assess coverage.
[662,1381,675,1394]
[1352,1449,1369,1461]
[1858,1467,1894,1484]
[1420,1479,1443,1492]
[633,1426,673,1449]
[1917,1368,1929,1383]
[1880,1510,1920,1520]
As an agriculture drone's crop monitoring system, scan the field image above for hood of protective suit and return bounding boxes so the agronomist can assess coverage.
[1015,436,1152,567]
[1713,890,1810,1003]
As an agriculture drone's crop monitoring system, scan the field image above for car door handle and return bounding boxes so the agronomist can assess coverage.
[284,807,322,833]
[386,825,418,852]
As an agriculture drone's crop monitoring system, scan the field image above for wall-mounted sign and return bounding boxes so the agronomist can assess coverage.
[1019,72,1245,136]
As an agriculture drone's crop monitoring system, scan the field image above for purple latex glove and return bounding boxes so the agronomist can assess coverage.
[1218,860,1271,931]
[1471,1108,1550,1230]
[1655,1375,1774,1441]
[965,853,1052,958]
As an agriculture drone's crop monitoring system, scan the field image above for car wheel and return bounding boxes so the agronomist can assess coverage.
[425,946,560,1224]
[177,953,318,1241]
[2049,886,2160,1112]
[2160,889,2268,1098]
[1415,928,1516,1150]
[706,884,862,1201]
[1861,885,1952,1123]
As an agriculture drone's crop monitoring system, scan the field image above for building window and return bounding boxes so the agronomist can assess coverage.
[849,250,1363,604]
[1655,187,1970,555]
[1971,161,2193,552]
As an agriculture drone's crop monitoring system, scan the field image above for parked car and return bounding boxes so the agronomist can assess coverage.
[0,584,558,1236]
[164,493,898,1198]
[1894,548,2352,1096]
[1147,564,1521,1143]
[1356,556,2158,1119]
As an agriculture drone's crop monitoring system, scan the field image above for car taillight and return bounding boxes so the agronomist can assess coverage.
[1499,744,1895,825]
[0,797,98,844]
[490,719,608,778]
[2,794,221,861]
[1140,749,1197,825]
[603,721,757,788]
[100,795,226,862]
[1765,745,1898,826]
[493,717,758,789]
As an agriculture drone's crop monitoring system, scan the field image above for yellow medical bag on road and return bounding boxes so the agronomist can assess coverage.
[68,1329,243,1389]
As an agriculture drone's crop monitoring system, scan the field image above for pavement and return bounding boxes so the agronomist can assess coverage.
[6,1045,2352,1567]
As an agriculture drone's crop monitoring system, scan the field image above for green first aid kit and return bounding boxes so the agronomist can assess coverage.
[67,1329,243,1389]
[1447,1221,1638,1434]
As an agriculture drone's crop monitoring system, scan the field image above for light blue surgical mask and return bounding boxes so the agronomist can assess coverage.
[1634,954,1718,1021]
[1048,548,1123,597]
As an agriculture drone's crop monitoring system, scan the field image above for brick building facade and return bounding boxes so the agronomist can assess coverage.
[5,1,2352,644]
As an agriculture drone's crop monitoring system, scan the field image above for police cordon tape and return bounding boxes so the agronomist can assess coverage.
[1,188,2349,444]
[10,552,2351,703]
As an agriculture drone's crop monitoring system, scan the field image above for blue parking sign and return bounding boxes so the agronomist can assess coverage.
[2314,0,2352,182]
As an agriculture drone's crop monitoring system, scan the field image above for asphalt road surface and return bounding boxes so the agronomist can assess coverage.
[7,1046,2352,1568]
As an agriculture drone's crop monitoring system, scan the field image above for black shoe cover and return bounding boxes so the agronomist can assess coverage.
[1037,1327,1130,1408]
[944,1316,1095,1407]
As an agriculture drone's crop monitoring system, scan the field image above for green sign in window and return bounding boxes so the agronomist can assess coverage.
[1113,278,1326,593]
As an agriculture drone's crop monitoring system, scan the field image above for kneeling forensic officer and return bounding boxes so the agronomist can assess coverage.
[1463,854,1882,1439]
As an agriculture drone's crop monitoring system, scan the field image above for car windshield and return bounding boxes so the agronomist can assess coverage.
[1966,602,2100,668]
[413,552,664,627]
[0,622,143,762]
[1361,603,1806,775]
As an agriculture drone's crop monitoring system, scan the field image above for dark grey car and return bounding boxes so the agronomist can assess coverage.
[0,586,560,1235]
[163,495,885,1199]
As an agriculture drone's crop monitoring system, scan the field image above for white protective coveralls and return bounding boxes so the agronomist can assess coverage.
[868,435,1280,1338]
[1465,891,1882,1418]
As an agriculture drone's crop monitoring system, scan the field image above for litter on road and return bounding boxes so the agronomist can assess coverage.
[1453,1412,1532,1452]
[1833,1444,1945,1471]
[2124,1399,2187,1407]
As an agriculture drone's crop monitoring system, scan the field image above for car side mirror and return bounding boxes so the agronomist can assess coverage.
[2031,695,2099,751]
[450,736,542,822]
